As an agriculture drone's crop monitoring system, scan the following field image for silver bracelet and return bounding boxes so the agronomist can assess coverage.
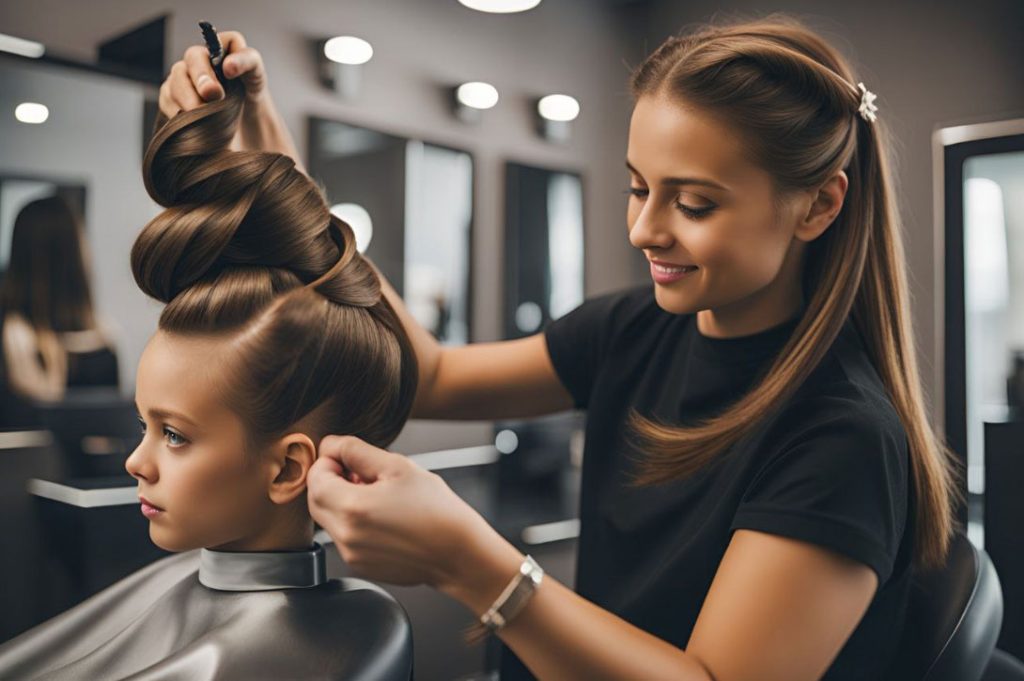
[471,554,544,640]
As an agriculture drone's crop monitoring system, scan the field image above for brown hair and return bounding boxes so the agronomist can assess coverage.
[624,13,957,569]
[1,196,97,331]
[132,79,417,450]
[1,196,100,399]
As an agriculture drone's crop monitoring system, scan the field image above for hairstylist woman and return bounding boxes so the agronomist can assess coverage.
[158,15,956,681]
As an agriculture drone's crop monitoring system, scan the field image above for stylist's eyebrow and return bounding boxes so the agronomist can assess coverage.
[135,402,200,428]
[626,160,729,192]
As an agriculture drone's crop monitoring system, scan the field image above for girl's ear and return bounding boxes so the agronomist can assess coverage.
[267,433,317,505]
[795,170,848,243]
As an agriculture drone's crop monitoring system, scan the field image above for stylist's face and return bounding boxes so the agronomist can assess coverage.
[626,95,803,319]
[125,331,278,552]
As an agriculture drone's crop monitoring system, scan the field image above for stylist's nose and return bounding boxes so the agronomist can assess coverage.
[628,202,675,251]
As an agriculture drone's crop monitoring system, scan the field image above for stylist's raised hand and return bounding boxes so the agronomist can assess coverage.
[307,435,497,590]
[159,30,268,119]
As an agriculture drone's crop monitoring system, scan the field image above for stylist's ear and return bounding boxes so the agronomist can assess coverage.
[794,170,848,243]
[267,434,317,505]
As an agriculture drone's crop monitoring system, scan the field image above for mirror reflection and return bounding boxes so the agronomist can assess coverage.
[963,149,1024,485]
[308,118,473,345]
[504,162,584,339]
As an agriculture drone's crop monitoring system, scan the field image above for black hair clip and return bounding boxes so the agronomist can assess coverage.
[198,21,228,87]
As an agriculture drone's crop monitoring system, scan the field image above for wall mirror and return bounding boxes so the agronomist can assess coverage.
[308,118,474,345]
[938,117,1024,659]
[503,162,584,339]
[0,53,160,387]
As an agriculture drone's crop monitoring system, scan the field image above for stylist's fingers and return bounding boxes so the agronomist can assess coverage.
[306,455,356,514]
[182,44,223,102]
[217,31,267,99]
[221,46,267,96]
[159,59,201,118]
[318,435,410,484]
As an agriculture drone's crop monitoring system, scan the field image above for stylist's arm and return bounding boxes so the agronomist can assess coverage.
[307,435,714,681]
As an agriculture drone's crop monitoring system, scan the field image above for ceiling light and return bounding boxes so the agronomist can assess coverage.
[15,102,48,124]
[458,0,542,13]
[456,82,499,110]
[323,36,373,65]
[452,81,499,124]
[538,94,579,122]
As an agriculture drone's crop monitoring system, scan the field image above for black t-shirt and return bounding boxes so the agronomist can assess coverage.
[499,284,913,681]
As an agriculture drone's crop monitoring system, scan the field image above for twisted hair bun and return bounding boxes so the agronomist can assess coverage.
[131,81,417,449]
[133,83,379,328]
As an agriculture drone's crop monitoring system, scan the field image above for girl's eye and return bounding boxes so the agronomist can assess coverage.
[626,186,648,198]
[675,200,715,220]
[163,428,188,447]
[137,417,147,434]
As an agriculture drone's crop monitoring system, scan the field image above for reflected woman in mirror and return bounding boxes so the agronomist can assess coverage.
[0,196,119,428]
[0,58,418,681]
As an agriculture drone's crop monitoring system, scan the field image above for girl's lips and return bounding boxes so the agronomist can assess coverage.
[139,496,165,518]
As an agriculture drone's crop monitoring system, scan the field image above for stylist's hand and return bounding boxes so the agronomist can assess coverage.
[307,435,496,590]
[158,30,268,119]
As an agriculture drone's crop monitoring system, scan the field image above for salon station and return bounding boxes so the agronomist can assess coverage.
[0,1,1022,680]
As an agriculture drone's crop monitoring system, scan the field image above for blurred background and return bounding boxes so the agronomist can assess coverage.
[0,1,1022,679]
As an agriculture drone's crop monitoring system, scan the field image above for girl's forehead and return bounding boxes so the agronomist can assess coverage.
[135,331,238,431]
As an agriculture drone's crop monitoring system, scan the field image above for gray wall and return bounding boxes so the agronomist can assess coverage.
[637,0,1024,425]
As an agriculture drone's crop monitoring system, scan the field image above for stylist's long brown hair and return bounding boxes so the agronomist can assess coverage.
[132,76,417,449]
[624,13,957,570]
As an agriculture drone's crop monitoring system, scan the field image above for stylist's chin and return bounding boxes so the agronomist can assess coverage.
[307,434,519,600]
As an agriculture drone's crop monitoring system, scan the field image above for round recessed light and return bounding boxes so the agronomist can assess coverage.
[456,81,499,110]
[538,94,580,122]
[458,0,542,13]
[323,36,374,65]
[15,102,48,124]
[495,429,519,454]
[330,203,373,253]
[515,301,543,332]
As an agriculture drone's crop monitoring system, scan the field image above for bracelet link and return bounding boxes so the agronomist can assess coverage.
[462,554,544,645]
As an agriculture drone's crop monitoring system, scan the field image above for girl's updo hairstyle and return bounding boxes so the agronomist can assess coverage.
[131,78,417,449]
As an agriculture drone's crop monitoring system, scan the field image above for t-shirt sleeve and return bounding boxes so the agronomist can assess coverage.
[542,285,651,410]
[730,398,909,584]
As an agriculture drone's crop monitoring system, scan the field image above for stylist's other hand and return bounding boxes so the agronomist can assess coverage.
[307,435,491,590]
[158,30,268,119]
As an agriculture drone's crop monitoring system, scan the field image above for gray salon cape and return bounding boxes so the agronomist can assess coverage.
[0,544,413,680]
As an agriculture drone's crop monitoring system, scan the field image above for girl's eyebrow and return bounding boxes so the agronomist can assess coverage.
[626,160,730,192]
[135,403,201,428]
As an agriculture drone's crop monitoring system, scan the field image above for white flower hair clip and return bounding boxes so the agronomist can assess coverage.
[857,82,878,123]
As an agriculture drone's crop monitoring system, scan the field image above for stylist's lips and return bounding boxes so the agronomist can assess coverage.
[139,496,165,519]
[649,258,699,284]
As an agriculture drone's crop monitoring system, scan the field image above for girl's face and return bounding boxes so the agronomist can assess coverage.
[626,95,845,337]
[125,330,313,553]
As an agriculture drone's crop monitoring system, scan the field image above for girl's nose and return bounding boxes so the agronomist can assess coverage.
[125,444,156,483]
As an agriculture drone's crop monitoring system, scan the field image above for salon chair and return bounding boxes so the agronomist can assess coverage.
[889,533,1003,681]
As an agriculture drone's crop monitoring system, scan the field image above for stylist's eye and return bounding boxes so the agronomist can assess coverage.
[626,187,648,199]
[163,427,189,447]
[137,416,147,434]
[675,199,715,220]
